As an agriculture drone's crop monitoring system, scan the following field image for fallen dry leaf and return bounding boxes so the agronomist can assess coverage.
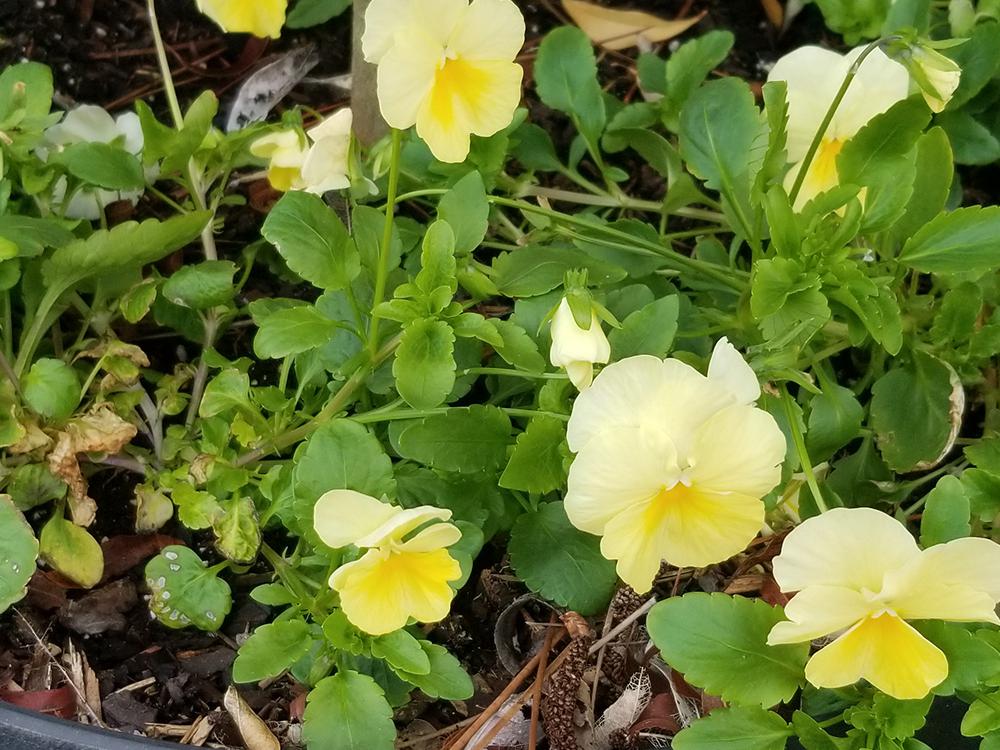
[100,534,182,581]
[58,579,137,635]
[562,0,705,51]
[223,685,280,750]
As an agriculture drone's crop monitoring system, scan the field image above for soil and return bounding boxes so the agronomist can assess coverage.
[0,1,979,748]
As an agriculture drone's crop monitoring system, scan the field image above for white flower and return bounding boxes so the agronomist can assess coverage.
[909,46,962,113]
[549,297,611,390]
[40,105,147,221]
[251,108,353,194]
[767,46,909,210]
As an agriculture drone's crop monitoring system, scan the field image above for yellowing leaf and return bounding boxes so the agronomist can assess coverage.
[561,0,705,51]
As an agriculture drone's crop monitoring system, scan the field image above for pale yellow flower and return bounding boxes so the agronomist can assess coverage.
[250,109,353,194]
[196,0,287,39]
[768,507,1000,700]
[908,47,962,113]
[564,339,785,593]
[767,46,909,210]
[362,0,525,163]
[549,298,611,390]
[313,489,462,635]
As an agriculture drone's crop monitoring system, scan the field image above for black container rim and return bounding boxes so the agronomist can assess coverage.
[0,701,181,750]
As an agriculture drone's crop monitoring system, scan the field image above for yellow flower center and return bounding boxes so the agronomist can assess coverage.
[429,57,489,125]
[642,481,700,531]
[811,138,844,186]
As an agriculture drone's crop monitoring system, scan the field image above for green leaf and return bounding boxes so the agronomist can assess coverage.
[837,98,931,183]
[438,172,489,256]
[679,77,766,243]
[394,642,474,700]
[963,691,1000,736]
[869,693,931,740]
[371,629,430,676]
[499,417,567,494]
[232,620,313,683]
[931,281,982,345]
[391,405,512,474]
[791,711,841,750]
[916,621,1000,695]
[414,220,457,298]
[945,22,1000,109]
[920,475,971,547]
[145,546,232,631]
[261,191,360,290]
[294,420,396,526]
[53,142,145,190]
[663,30,735,130]
[0,216,74,259]
[394,318,456,409]
[0,495,38,613]
[212,496,261,564]
[199,369,251,418]
[492,245,626,297]
[938,109,1000,166]
[870,351,960,472]
[899,206,1000,274]
[508,501,617,615]
[647,592,809,707]
[302,671,395,750]
[892,127,954,240]
[322,610,366,654]
[0,62,53,126]
[286,0,351,27]
[6,464,66,511]
[39,514,103,589]
[22,358,80,420]
[254,305,342,359]
[489,319,546,372]
[672,706,792,750]
[806,383,864,461]
[119,279,158,324]
[162,261,236,310]
[534,26,606,143]
[161,91,219,175]
[609,295,679,359]
[43,212,211,292]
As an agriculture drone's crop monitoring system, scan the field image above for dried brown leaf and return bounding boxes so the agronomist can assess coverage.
[561,0,705,51]
[223,685,280,750]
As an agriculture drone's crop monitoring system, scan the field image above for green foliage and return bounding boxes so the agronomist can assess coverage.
[39,513,103,588]
[233,620,313,682]
[22,358,79,420]
[0,495,38,613]
[286,0,352,27]
[508,501,618,615]
[672,706,793,750]
[303,671,396,750]
[534,26,606,144]
[499,416,567,494]
[647,593,809,707]
[391,406,512,474]
[145,546,232,631]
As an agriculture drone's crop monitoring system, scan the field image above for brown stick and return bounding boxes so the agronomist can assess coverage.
[528,616,558,749]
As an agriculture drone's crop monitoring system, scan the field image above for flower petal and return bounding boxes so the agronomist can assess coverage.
[772,507,920,594]
[331,547,461,635]
[886,537,1000,623]
[398,522,463,552]
[301,138,350,194]
[805,613,948,700]
[354,506,453,548]
[707,337,760,404]
[45,105,119,146]
[449,0,525,61]
[566,361,595,391]
[767,585,872,645]
[601,484,764,591]
[550,299,611,368]
[375,31,440,130]
[565,427,678,536]
[362,0,466,63]
[767,46,849,163]
[688,403,785,497]
[307,108,353,143]
[313,489,397,549]
[566,356,732,454]
[835,46,910,140]
[197,0,286,38]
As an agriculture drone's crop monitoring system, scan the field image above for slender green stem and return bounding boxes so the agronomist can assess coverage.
[0,349,20,396]
[2,290,13,363]
[185,313,219,428]
[781,385,828,514]
[459,367,567,380]
[788,38,890,206]
[368,128,403,359]
[352,405,570,425]
[14,286,64,377]
[521,185,727,223]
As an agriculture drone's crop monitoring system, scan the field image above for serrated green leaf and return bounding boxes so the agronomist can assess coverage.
[6,464,66,511]
[391,406,512,474]
[489,319,546,372]
[672,706,792,750]
[648,592,808,707]
[892,127,953,240]
[371,629,431,676]
[0,495,39,613]
[394,642,473,700]
[162,261,236,310]
[492,245,626,297]
[394,318,456,409]
[508,501,617,615]
[806,383,864,461]
[53,142,145,190]
[534,26,606,144]
[916,621,1000,695]
[232,620,313,683]
[920,475,971,547]
[609,295,679,359]
[253,304,342,359]
[899,206,1000,274]
[302,671,395,750]
[499,417,567,494]
[262,191,360,290]
[663,30,735,130]
[438,172,489,256]
[212,496,260,564]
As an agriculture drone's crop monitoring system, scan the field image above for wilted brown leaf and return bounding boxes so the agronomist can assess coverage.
[562,0,705,51]
[223,685,280,750]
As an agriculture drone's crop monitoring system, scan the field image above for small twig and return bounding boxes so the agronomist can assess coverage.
[91,455,148,477]
[396,717,477,749]
[13,610,106,728]
[529,615,559,750]
[588,597,658,656]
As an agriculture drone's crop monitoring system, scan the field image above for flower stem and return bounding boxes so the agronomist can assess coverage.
[788,37,890,206]
[781,385,828,514]
[368,128,403,360]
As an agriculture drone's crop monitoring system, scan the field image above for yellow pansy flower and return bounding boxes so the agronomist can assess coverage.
[768,507,1000,700]
[767,46,909,210]
[195,0,287,39]
[564,339,786,593]
[313,489,462,635]
[549,297,611,391]
[250,109,353,194]
[362,0,525,163]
